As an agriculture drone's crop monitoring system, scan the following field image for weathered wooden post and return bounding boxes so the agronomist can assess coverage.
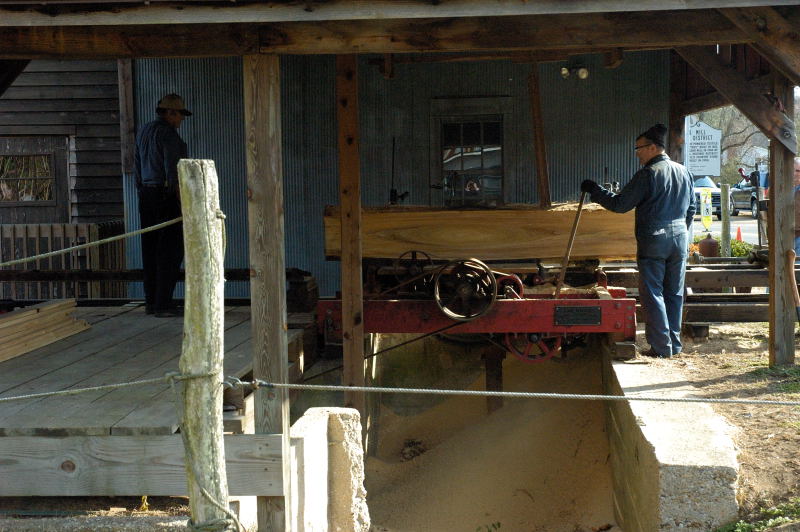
[177,159,231,527]
[720,184,731,259]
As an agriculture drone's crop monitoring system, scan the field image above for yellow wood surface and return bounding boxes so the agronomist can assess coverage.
[324,204,636,261]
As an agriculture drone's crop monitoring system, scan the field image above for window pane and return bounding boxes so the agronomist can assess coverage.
[443,147,463,171]
[0,155,54,202]
[483,122,502,145]
[442,123,461,148]
[461,146,482,170]
[483,145,502,170]
[462,122,481,145]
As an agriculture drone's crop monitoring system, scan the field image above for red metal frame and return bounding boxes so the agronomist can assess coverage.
[318,292,636,341]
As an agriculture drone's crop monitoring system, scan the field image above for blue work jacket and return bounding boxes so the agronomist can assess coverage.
[134,117,187,189]
[589,154,696,237]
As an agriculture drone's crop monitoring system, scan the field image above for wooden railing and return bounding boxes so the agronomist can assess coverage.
[0,221,125,299]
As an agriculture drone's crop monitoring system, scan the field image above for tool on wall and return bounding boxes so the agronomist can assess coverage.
[389,136,408,205]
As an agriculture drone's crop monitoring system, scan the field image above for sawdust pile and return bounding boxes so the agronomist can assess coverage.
[366,351,617,532]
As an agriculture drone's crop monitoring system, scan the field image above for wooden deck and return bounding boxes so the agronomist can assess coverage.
[0,304,299,437]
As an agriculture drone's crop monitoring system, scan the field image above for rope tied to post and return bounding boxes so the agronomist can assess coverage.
[167,371,244,532]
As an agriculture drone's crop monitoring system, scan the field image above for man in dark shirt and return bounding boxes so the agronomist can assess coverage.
[581,124,696,358]
[134,94,190,317]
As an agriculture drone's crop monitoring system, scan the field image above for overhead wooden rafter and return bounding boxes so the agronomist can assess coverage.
[721,7,800,88]
[0,0,794,27]
[676,73,772,116]
[0,10,755,59]
[675,45,796,154]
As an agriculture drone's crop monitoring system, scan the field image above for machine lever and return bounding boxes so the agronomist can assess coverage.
[554,190,587,298]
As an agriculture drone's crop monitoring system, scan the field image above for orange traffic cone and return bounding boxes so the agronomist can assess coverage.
[736,226,743,241]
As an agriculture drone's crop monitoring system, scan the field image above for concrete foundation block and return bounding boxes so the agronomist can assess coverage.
[291,407,332,532]
[326,408,370,532]
[290,407,370,532]
[605,360,739,530]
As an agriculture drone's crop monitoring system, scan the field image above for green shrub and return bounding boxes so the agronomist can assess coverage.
[692,234,754,257]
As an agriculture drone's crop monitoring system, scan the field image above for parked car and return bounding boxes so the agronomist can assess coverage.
[693,176,729,221]
[730,177,760,218]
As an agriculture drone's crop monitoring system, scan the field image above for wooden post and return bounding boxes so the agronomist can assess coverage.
[528,63,551,207]
[720,184,731,258]
[176,159,230,527]
[668,51,686,163]
[768,72,795,366]
[243,54,292,530]
[336,54,366,415]
[117,59,136,175]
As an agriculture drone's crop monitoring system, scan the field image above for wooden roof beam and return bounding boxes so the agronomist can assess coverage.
[258,11,750,54]
[676,73,772,115]
[0,10,754,59]
[0,0,797,27]
[676,45,796,154]
[721,7,800,88]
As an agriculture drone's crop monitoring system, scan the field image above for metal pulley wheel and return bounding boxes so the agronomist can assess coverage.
[393,250,435,288]
[504,333,562,364]
[433,258,498,321]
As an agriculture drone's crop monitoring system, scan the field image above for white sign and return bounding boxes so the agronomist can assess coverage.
[686,120,721,177]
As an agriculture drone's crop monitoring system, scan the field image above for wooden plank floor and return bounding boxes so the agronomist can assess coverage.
[0,305,258,436]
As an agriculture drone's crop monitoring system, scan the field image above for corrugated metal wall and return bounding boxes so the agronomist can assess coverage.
[539,51,670,202]
[127,51,669,297]
[125,57,249,298]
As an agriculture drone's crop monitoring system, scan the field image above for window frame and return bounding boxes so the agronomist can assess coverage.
[429,97,513,206]
[0,136,70,223]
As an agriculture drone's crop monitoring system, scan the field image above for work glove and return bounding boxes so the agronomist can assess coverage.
[580,179,599,194]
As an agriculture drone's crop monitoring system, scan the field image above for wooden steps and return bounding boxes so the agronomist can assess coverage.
[0,299,89,363]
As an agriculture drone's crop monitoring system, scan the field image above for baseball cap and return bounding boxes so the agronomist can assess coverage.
[157,93,192,116]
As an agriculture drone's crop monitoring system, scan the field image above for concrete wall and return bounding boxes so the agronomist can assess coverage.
[602,356,740,530]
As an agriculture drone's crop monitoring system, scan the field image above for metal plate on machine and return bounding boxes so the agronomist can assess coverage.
[554,305,602,326]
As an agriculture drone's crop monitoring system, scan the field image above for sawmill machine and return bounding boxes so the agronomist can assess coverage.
[317,252,637,363]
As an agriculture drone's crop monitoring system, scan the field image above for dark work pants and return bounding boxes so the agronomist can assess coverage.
[636,221,688,357]
[138,187,183,312]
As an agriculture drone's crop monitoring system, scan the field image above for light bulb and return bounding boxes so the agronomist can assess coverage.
[577,67,589,80]
[560,67,570,79]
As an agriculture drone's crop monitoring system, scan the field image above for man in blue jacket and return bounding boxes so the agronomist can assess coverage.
[134,94,190,318]
[581,124,696,358]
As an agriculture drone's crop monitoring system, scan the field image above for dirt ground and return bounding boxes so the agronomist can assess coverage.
[668,322,800,522]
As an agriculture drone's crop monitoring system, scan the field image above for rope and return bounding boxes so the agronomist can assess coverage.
[226,378,800,407]
[0,371,211,404]
[0,217,183,268]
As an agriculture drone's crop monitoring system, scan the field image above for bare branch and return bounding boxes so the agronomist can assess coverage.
[721,129,763,156]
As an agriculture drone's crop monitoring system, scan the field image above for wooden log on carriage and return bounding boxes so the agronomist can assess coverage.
[323,203,636,261]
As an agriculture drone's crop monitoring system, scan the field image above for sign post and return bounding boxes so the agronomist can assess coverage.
[700,189,713,231]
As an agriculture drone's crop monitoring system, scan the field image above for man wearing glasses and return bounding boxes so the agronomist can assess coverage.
[580,124,696,359]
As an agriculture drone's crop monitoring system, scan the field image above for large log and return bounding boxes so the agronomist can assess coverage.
[323,204,636,261]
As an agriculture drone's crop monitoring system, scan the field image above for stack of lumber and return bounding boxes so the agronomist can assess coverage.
[0,299,89,363]
[323,203,636,261]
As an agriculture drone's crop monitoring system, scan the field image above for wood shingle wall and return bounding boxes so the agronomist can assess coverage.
[0,60,123,223]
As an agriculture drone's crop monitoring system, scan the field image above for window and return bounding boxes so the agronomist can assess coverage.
[441,118,503,207]
[0,154,55,203]
[0,137,69,224]
[430,97,511,207]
